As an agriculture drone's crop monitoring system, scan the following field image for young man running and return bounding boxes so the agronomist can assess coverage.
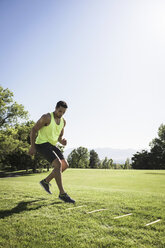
[28,101,75,204]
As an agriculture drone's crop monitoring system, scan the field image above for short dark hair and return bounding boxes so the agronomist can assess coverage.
[56,101,68,109]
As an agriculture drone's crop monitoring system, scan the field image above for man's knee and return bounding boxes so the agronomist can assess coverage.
[64,160,69,168]
[62,160,69,169]
[52,158,62,171]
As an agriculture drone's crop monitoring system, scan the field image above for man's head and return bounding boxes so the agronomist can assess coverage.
[55,101,68,118]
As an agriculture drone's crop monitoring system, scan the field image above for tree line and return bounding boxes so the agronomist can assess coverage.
[67,147,131,169]
[0,85,164,172]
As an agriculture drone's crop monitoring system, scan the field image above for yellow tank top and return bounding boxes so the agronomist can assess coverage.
[35,112,64,146]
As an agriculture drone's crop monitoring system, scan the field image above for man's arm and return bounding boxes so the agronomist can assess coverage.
[58,119,67,146]
[28,113,50,155]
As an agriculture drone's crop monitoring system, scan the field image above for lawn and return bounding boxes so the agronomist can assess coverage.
[0,169,165,248]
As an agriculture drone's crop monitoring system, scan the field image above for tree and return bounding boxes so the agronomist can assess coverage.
[89,149,101,168]
[0,122,49,172]
[124,158,132,169]
[101,157,113,169]
[0,85,28,128]
[150,124,165,169]
[67,147,90,168]
[131,150,151,169]
[131,124,165,169]
[0,126,20,170]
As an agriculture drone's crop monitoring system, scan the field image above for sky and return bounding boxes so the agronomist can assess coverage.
[0,0,165,151]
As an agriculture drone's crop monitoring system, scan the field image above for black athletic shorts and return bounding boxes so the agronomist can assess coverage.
[35,142,64,163]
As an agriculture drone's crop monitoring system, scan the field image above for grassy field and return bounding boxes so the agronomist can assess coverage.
[0,169,165,248]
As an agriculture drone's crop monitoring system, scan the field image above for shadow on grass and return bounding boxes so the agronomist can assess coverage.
[0,171,42,178]
[0,199,62,219]
[0,172,32,178]
[145,173,165,176]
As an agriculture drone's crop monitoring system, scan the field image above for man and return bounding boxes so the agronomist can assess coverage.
[28,101,75,204]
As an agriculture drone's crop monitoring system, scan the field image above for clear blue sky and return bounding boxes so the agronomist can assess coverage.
[1,0,165,150]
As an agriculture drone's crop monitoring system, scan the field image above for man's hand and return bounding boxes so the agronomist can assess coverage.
[59,138,67,146]
[28,146,36,156]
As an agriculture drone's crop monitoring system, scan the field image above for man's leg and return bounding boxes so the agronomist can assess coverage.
[43,158,75,203]
[44,159,69,182]
[38,144,75,203]
[45,158,65,195]
[61,159,69,172]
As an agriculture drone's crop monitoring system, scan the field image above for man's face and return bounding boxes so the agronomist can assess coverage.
[55,106,66,118]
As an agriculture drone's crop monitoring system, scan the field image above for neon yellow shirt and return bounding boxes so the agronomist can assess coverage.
[35,112,64,146]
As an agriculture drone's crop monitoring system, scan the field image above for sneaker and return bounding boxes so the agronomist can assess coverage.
[40,179,52,194]
[59,193,75,204]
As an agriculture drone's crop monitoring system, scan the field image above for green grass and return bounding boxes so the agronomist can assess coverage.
[0,169,165,248]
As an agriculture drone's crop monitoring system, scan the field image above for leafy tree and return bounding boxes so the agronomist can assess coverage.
[0,122,49,172]
[89,149,101,168]
[150,124,165,169]
[132,124,165,169]
[0,85,28,128]
[0,86,51,173]
[67,147,90,168]
[131,150,151,169]
[0,126,19,170]
[124,158,132,169]
[101,157,113,169]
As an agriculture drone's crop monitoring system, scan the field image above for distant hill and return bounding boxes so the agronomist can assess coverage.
[64,147,137,164]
